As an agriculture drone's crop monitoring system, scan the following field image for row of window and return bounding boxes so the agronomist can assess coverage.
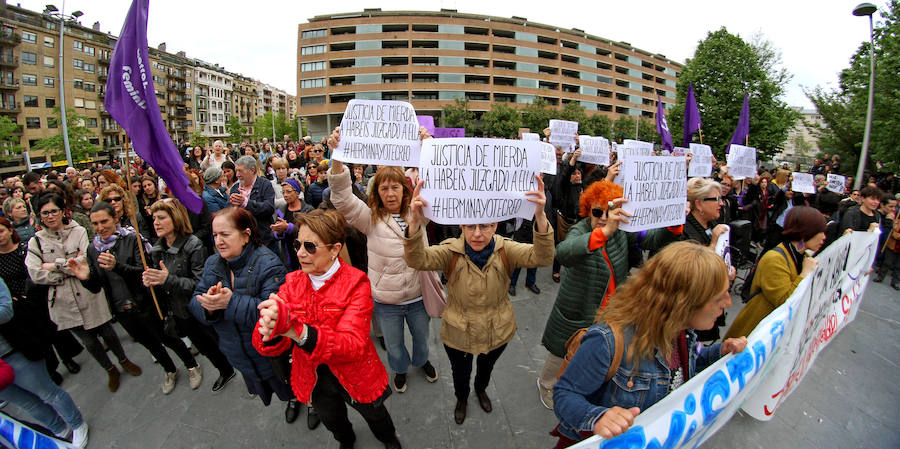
[25,116,99,129]
[71,40,96,56]
[72,59,96,73]
[21,74,54,87]
[23,95,55,108]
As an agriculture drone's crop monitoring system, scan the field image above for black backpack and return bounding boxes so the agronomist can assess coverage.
[739,246,789,303]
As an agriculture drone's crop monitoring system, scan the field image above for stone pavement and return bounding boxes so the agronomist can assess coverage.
[4,266,898,449]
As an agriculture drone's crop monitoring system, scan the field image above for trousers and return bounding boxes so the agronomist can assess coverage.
[444,343,507,401]
[311,365,398,446]
[0,352,83,436]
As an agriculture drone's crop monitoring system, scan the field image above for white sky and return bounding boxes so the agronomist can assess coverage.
[17,0,879,109]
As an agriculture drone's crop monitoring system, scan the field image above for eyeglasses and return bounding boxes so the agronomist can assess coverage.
[40,208,62,217]
[312,150,323,154]
[591,208,608,219]
[106,196,123,203]
[293,240,334,254]
[703,197,723,203]
[460,224,494,232]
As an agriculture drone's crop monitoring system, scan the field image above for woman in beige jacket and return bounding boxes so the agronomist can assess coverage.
[404,176,555,425]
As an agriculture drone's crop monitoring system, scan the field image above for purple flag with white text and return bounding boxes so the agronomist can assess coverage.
[683,82,702,147]
[656,96,673,152]
[104,0,202,212]
[728,93,750,153]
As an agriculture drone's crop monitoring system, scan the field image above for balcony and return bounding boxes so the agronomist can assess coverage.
[170,70,186,80]
[101,125,120,134]
[98,54,110,65]
[0,79,18,90]
[100,107,110,116]
[0,32,20,45]
[0,102,21,114]
[0,56,17,68]
[98,73,107,82]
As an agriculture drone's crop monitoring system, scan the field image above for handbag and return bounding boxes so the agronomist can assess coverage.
[419,270,446,318]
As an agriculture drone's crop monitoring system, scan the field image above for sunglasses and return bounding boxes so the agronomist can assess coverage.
[293,240,334,254]
[703,196,723,203]
[106,196,123,203]
[591,208,607,219]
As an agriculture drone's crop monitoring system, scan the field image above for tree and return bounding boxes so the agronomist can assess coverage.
[225,116,247,144]
[520,97,554,133]
[253,111,297,143]
[667,28,799,160]
[189,131,206,148]
[31,107,100,163]
[0,115,22,163]
[808,0,900,174]
[558,102,589,129]
[638,118,660,145]
[613,116,637,143]
[439,98,476,134]
[481,103,522,138]
[584,114,613,138]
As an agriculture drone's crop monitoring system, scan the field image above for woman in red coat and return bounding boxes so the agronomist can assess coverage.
[254,209,400,449]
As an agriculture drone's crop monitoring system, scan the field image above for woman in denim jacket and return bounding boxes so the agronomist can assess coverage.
[553,241,747,447]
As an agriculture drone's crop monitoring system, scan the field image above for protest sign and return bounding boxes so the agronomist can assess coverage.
[416,115,435,135]
[714,225,731,268]
[569,230,879,449]
[549,119,578,152]
[540,142,558,175]
[687,143,713,178]
[419,138,541,224]
[619,155,687,232]
[333,100,422,167]
[578,136,611,166]
[522,132,541,142]
[826,174,846,194]
[0,412,78,449]
[791,172,815,194]
[433,127,465,138]
[726,144,757,180]
[672,146,686,156]
[620,139,654,158]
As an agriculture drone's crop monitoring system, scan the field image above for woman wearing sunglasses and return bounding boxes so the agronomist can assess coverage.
[403,176,555,425]
[255,209,401,449]
[98,184,151,240]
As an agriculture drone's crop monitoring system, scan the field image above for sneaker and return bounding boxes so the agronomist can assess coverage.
[119,359,142,377]
[422,361,438,383]
[162,371,177,395]
[72,422,89,448]
[393,373,407,393]
[188,365,203,390]
[537,378,553,410]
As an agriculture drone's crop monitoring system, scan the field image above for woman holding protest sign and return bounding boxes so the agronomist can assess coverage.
[403,175,554,424]
[325,126,439,395]
[725,206,824,339]
[552,241,748,447]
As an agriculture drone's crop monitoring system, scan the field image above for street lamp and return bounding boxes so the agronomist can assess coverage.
[44,3,83,168]
[852,2,877,190]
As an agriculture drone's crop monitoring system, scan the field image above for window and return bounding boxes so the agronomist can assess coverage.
[22,74,36,86]
[47,117,57,128]
[300,78,325,89]
[85,100,96,109]
[21,31,36,43]
[301,29,326,39]
[84,46,94,56]
[73,40,83,51]
[23,95,38,107]
[300,61,326,72]
[86,118,97,127]
[74,98,84,108]
[300,45,325,56]
[43,56,54,67]
[43,36,54,47]
[73,79,83,89]
[45,98,55,108]
[84,82,95,92]
[26,117,40,129]
[73,59,83,69]
[22,52,36,65]
[84,63,94,74]
[43,77,54,87]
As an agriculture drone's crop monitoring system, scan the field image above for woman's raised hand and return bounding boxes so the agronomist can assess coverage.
[407,180,427,234]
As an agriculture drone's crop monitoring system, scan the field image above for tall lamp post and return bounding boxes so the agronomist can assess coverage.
[44,3,82,168]
[852,2,877,190]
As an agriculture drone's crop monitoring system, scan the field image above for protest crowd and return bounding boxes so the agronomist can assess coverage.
[0,116,895,449]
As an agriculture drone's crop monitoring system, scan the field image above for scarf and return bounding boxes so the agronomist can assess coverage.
[92,225,149,254]
[464,239,496,270]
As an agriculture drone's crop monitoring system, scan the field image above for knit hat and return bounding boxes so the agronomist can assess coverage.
[203,166,223,185]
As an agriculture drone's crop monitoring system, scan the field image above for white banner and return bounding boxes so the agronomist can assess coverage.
[619,155,687,232]
[0,412,78,449]
[826,174,846,194]
[620,139,654,158]
[687,143,713,178]
[726,145,757,180]
[791,172,815,194]
[333,100,422,167]
[419,138,540,225]
[540,142,558,175]
[569,230,879,449]
[578,136,611,166]
[522,132,541,142]
[549,120,578,152]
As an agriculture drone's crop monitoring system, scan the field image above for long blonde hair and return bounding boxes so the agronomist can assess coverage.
[597,241,728,363]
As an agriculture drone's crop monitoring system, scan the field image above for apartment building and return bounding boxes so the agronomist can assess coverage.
[297,9,682,137]
[194,64,232,138]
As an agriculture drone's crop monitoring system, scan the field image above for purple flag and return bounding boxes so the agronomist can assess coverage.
[683,82,702,147]
[104,0,202,213]
[728,93,750,153]
[416,115,435,135]
[656,96,673,152]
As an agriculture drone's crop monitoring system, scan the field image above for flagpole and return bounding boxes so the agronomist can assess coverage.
[123,134,164,320]
[698,128,704,145]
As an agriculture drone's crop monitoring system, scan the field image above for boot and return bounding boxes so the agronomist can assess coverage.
[119,359,142,376]
[107,366,120,392]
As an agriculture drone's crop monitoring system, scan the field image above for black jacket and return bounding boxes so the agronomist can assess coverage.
[229,177,276,243]
[148,235,208,319]
[84,232,151,314]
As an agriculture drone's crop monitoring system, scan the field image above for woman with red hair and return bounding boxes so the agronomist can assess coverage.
[535,180,681,409]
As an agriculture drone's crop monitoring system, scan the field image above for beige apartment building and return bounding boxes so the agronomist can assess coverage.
[297,9,682,137]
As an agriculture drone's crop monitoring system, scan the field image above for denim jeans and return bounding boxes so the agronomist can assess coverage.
[373,299,430,374]
[510,267,537,287]
[0,352,83,435]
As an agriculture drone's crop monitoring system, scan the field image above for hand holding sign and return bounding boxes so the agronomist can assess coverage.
[408,179,427,234]
[593,406,641,439]
[333,100,422,167]
[791,172,815,194]
[525,174,550,233]
[602,198,632,238]
[826,174,846,194]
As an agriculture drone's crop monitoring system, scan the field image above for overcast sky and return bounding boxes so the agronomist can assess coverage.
[17,0,881,109]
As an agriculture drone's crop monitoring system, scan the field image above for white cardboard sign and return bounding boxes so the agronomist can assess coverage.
[791,172,816,194]
[419,138,541,225]
[333,99,422,167]
[522,132,540,142]
[687,143,713,178]
[577,136,611,166]
[726,144,757,180]
[540,142,558,175]
[620,139,654,158]
[619,155,687,232]
[826,174,846,194]
[549,120,578,152]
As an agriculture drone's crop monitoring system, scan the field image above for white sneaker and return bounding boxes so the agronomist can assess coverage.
[188,365,202,390]
[537,378,554,410]
[163,371,177,395]
[72,422,88,448]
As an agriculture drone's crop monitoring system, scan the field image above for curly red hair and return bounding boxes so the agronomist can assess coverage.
[579,180,624,217]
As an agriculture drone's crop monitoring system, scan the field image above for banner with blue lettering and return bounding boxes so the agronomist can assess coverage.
[0,412,78,449]
[570,230,879,449]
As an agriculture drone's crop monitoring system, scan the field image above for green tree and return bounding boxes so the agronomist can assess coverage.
[558,102,589,129]
[520,97,554,133]
[613,116,637,143]
[584,114,613,138]
[481,103,522,138]
[638,118,660,145]
[808,0,900,173]
[189,131,206,148]
[225,116,247,144]
[0,115,23,162]
[667,28,799,160]
[253,111,297,142]
[439,98,476,134]
[32,107,100,163]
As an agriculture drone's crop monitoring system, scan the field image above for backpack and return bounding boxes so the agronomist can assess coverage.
[739,246,789,303]
[556,323,623,382]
